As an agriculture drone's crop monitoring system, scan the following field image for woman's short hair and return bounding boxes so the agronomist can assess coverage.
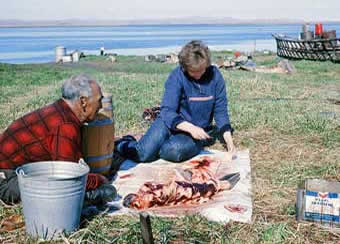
[61,74,94,101]
[178,40,211,71]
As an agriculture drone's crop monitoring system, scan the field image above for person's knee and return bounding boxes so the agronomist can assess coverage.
[136,118,171,162]
[159,141,180,162]
[137,149,158,162]
[160,135,201,162]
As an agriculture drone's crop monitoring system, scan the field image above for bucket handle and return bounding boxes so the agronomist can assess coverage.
[79,158,88,168]
[18,169,26,176]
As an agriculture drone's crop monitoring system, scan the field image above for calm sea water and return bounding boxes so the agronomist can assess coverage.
[1,24,340,64]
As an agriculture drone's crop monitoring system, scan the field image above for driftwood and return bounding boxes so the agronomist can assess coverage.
[144,53,178,64]
[216,51,256,70]
[327,98,340,105]
[217,54,296,74]
[145,55,156,62]
[165,53,179,64]
[242,59,297,74]
[107,56,116,64]
[216,58,236,69]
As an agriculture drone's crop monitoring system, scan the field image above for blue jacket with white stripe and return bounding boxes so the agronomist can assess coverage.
[160,65,233,134]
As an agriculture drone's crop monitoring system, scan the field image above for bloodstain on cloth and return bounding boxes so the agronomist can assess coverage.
[224,204,247,214]
[123,156,240,210]
[120,173,135,179]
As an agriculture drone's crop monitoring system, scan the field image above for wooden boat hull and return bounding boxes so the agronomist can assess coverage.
[272,34,340,63]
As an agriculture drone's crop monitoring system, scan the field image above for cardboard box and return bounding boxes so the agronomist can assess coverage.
[296,179,340,229]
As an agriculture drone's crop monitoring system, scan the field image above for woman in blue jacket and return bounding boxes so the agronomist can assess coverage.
[116,40,235,162]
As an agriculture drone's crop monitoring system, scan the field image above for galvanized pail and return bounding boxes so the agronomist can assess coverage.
[16,161,89,240]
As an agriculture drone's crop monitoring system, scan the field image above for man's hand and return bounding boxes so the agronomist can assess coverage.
[223,131,236,155]
[176,121,211,140]
[86,173,109,191]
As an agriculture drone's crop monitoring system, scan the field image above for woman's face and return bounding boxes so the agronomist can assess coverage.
[186,63,208,80]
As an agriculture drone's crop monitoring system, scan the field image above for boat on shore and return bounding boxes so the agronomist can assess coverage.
[272,23,340,63]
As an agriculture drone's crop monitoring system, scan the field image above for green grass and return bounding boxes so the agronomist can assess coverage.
[0,53,339,243]
[259,223,295,243]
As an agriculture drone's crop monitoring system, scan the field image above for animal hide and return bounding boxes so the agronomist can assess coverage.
[109,150,252,224]
[123,156,240,209]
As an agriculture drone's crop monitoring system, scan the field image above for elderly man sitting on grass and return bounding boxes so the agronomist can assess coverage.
[0,74,116,206]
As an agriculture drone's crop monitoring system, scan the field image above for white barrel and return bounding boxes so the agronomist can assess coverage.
[55,46,66,63]
[72,51,79,63]
[62,56,72,63]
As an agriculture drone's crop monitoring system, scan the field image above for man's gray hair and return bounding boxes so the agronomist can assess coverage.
[178,40,211,71]
[61,74,95,101]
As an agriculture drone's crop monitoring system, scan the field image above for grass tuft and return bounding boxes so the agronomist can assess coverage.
[0,53,339,243]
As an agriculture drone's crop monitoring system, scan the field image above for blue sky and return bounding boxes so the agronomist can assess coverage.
[2,0,340,21]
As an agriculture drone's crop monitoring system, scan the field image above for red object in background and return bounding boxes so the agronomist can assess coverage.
[234,51,241,58]
[315,23,323,35]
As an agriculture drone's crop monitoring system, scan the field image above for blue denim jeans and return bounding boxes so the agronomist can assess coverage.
[121,118,213,162]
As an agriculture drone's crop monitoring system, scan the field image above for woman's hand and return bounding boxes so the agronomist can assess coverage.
[176,121,211,140]
[223,131,236,155]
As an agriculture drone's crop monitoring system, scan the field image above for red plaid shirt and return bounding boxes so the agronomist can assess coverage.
[0,99,82,169]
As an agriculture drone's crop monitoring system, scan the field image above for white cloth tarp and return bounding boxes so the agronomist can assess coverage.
[107,149,252,224]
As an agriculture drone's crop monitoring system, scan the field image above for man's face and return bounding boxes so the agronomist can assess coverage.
[186,63,207,80]
[85,82,103,122]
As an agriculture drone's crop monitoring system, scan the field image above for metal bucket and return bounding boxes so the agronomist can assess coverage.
[16,161,89,240]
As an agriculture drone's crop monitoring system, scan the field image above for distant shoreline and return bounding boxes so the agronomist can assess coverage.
[1,18,340,28]
[2,23,340,28]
